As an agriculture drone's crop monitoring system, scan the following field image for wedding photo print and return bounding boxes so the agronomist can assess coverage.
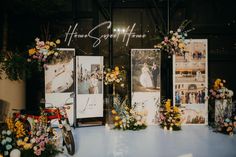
[175,83,206,105]
[77,56,103,94]
[45,49,75,93]
[175,40,207,63]
[175,62,206,83]
[131,49,161,92]
[181,104,207,124]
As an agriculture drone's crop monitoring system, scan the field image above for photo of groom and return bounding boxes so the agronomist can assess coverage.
[151,62,159,89]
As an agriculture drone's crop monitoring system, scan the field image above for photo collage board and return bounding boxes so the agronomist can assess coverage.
[131,49,161,125]
[173,39,208,125]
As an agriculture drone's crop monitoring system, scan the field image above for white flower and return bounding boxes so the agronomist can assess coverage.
[30,138,36,144]
[6,137,12,143]
[54,52,58,56]
[2,130,7,135]
[36,131,41,136]
[177,29,181,32]
[1,139,6,145]
[6,130,12,135]
[33,146,38,151]
[228,90,234,97]
[27,58,32,62]
[6,144,12,150]
[121,83,124,87]
[170,30,173,34]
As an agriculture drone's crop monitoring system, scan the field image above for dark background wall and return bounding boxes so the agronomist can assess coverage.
[0,0,235,109]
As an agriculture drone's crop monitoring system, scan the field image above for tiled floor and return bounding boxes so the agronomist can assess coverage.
[62,125,236,157]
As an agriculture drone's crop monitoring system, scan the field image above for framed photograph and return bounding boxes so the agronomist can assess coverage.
[45,48,75,126]
[76,56,104,118]
[173,39,208,125]
[131,49,161,125]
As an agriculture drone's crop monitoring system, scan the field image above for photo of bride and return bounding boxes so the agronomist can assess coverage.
[139,63,153,88]
[77,56,103,94]
[45,50,75,93]
[131,49,161,92]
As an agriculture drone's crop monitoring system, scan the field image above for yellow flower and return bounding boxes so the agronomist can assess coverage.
[17,140,24,146]
[119,121,123,125]
[23,143,32,150]
[114,122,119,126]
[178,43,185,49]
[165,99,171,111]
[28,48,36,56]
[55,39,61,44]
[114,116,120,121]
[45,45,50,50]
[50,42,56,47]
[24,137,29,142]
[174,106,179,113]
[115,66,119,71]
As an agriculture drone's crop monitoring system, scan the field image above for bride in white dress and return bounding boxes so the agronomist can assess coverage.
[139,63,153,88]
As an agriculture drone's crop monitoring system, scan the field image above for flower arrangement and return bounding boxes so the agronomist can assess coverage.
[104,66,126,88]
[209,79,234,100]
[0,115,61,157]
[215,117,236,136]
[158,99,181,131]
[209,78,235,135]
[27,38,61,66]
[154,20,193,56]
[111,95,147,130]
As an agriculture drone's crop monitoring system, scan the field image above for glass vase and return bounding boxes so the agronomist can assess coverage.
[215,99,232,125]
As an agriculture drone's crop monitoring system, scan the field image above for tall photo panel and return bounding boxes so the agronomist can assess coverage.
[173,39,208,125]
[45,48,75,125]
[76,56,104,119]
[131,49,161,125]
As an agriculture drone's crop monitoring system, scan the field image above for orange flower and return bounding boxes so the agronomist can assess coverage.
[111,109,117,115]
[28,48,36,56]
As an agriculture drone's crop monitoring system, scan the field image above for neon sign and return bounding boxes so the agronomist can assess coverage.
[64,21,146,47]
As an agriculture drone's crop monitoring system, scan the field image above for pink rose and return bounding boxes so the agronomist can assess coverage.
[164,36,169,42]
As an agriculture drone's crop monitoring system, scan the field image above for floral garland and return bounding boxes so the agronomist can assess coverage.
[154,20,193,56]
[158,99,181,131]
[111,95,147,130]
[209,78,235,136]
